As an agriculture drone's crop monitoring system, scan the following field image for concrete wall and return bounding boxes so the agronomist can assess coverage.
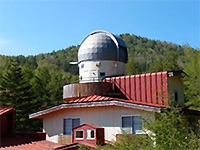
[78,60,125,83]
[168,76,184,106]
[43,106,154,143]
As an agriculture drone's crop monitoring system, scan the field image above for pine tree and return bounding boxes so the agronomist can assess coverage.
[0,61,34,132]
[30,67,51,109]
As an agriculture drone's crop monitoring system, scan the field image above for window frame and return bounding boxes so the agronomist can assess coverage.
[121,115,143,134]
[75,129,84,140]
[86,129,95,140]
[63,118,80,135]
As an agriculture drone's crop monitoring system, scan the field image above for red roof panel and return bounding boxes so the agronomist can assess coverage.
[68,95,114,103]
[0,140,63,150]
[146,73,152,104]
[103,71,169,107]
[73,124,101,130]
[0,106,14,115]
[67,95,164,108]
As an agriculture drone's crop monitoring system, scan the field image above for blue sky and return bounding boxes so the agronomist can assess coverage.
[0,0,199,56]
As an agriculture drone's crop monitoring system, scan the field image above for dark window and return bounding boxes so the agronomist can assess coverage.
[100,72,105,76]
[122,116,132,128]
[76,130,84,139]
[64,118,80,135]
[122,116,142,134]
[91,130,94,138]
[133,116,142,132]
[87,130,95,139]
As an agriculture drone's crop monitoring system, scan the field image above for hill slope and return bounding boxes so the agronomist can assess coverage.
[0,33,199,131]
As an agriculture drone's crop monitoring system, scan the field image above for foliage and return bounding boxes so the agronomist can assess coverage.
[103,134,152,150]
[100,108,199,150]
[78,144,94,150]
[143,108,199,150]
[121,34,184,74]
[0,61,39,132]
[183,46,200,109]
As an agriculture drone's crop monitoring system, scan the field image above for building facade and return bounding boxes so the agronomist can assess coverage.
[29,30,199,146]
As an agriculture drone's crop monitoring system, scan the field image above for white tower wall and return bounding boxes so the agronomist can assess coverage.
[79,61,125,83]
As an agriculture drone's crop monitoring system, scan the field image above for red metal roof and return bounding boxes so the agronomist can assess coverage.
[68,95,117,103]
[103,71,169,107]
[67,71,184,107]
[67,95,164,108]
[0,140,63,150]
[0,133,45,148]
[0,106,14,115]
[55,143,79,150]
[73,124,101,130]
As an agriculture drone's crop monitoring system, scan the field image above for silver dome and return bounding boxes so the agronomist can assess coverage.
[78,30,128,63]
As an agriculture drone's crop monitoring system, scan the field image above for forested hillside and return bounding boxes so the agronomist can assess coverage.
[0,33,199,132]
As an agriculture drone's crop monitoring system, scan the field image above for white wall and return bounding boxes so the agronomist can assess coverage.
[43,106,154,143]
[78,60,125,83]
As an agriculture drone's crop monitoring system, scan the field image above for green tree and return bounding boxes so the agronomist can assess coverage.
[0,61,34,132]
[183,48,200,109]
[163,51,180,71]
[126,57,140,75]
[47,73,63,105]
[101,108,199,150]
[149,55,164,72]
[30,67,51,110]
[143,108,199,150]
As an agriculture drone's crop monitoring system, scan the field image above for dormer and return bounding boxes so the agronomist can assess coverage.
[73,124,104,147]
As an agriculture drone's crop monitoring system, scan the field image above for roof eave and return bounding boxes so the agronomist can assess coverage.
[29,100,161,119]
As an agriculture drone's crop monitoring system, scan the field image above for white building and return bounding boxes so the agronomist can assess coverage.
[29,30,194,145]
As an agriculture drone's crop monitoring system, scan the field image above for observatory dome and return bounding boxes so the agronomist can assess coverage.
[78,30,128,63]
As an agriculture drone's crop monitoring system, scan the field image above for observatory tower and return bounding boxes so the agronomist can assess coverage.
[78,30,128,83]
[63,30,128,99]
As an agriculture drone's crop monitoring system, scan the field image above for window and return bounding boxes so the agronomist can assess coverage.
[174,91,179,105]
[81,64,84,69]
[87,130,95,139]
[122,116,143,134]
[76,130,84,139]
[100,72,105,76]
[122,116,132,128]
[175,92,178,101]
[64,118,80,135]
